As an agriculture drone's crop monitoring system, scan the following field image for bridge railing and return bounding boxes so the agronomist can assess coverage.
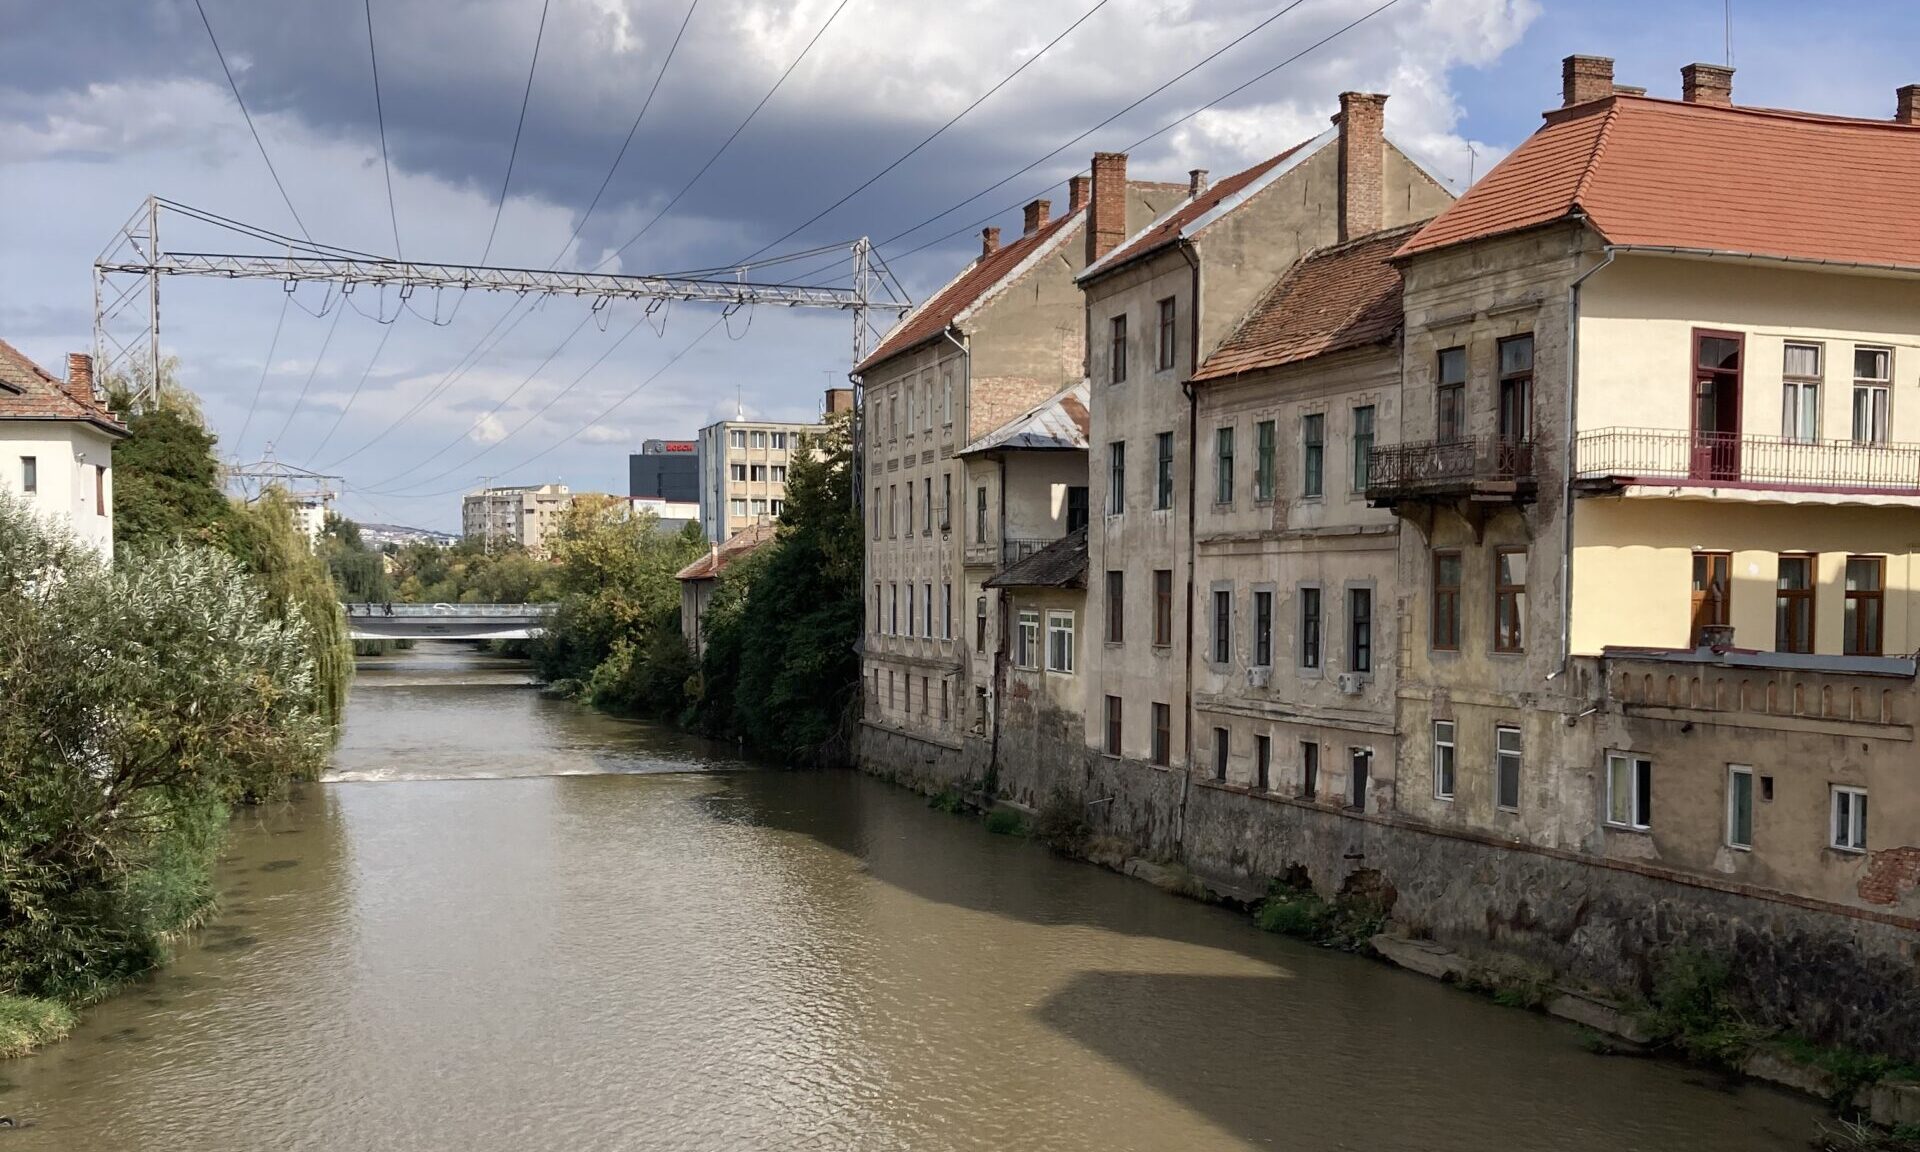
[342,603,557,618]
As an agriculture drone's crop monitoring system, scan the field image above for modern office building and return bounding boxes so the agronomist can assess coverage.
[630,438,699,504]
[694,389,852,542]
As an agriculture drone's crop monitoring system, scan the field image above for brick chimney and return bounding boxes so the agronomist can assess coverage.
[1087,152,1128,264]
[1335,92,1387,243]
[1897,84,1920,125]
[981,226,1001,259]
[823,387,853,415]
[1068,175,1091,214]
[1188,169,1209,197]
[1561,55,1615,107]
[1681,62,1734,105]
[65,352,95,407]
[1022,198,1051,236]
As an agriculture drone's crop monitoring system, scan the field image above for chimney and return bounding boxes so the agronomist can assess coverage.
[1188,169,1209,197]
[824,386,852,415]
[1335,92,1387,243]
[1022,198,1051,236]
[981,226,1001,259]
[1897,84,1920,125]
[65,352,95,407]
[1561,55,1615,107]
[1681,62,1734,106]
[1067,175,1091,214]
[1086,152,1128,264]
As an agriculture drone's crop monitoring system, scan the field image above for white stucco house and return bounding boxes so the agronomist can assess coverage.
[0,341,129,560]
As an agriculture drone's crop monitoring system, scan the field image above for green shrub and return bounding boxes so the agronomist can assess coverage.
[0,996,76,1059]
[928,789,966,813]
[1254,876,1386,952]
[984,809,1027,836]
[1031,791,1092,857]
[1641,949,1766,1068]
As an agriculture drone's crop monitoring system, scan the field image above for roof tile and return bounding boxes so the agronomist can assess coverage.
[0,340,127,436]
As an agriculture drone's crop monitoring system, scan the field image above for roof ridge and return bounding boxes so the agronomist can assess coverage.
[1567,101,1618,212]
[1612,92,1920,131]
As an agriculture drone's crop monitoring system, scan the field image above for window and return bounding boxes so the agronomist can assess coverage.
[1155,432,1174,509]
[1433,721,1456,800]
[1301,741,1319,798]
[750,498,767,516]
[925,380,934,432]
[941,680,950,722]
[1350,748,1371,810]
[771,465,787,483]
[1067,486,1088,533]
[1776,554,1816,653]
[1106,571,1125,643]
[730,429,747,449]
[905,485,914,535]
[1254,735,1271,791]
[731,463,748,481]
[921,676,929,716]
[750,464,767,481]
[872,487,881,538]
[906,385,916,432]
[1831,786,1868,852]
[1845,556,1884,656]
[1348,588,1372,674]
[751,430,768,449]
[1691,552,1732,646]
[890,584,898,634]
[1782,342,1822,442]
[1495,725,1522,811]
[1212,588,1232,664]
[975,486,988,543]
[1302,414,1324,497]
[1494,548,1527,654]
[976,595,988,652]
[1497,335,1533,443]
[1727,766,1754,849]
[1151,703,1171,766]
[941,473,952,530]
[1253,590,1272,668]
[890,396,899,440]
[771,431,788,450]
[888,485,897,536]
[769,499,784,517]
[888,671,895,710]
[730,498,747,518]
[1436,347,1467,442]
[924,582,934,637]
[1046,611,1075,674]
[1105,696,1123,755]
[942,370,953,426]
[1212,727,1229,781]
[1153,569,1173,646]
[873,584,881,632]
[1215,426,1234,505]
[1853,346,1892,445]
[1432,552,1462,652]
[1109,315,1128,384]
[1157,297,1177,370]
[1016,610,1040,669]
[906,584,916,637]
[1351,405,1375,491]
[923,477,932,534]
[1108,441,1126,514]
[1254,420,1275,502]
[19,456,35,495]
[1299,586,1321,669]
[1606,753,1653,830]
[943,583,952,639]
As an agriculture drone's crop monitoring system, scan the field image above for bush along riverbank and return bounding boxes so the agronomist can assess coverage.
[920,784,1920,1139]
[0,385,343,1058]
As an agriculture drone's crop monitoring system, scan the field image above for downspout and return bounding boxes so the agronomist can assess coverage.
[985,449,1008,799]
[1557,238,1617,682]
[1175,242,1202,858]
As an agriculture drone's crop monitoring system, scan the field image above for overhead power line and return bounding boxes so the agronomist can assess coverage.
[191,0,316,245]
[269,295,346,454]
[364,0,404,260]
[304,320,396,466]
[234,290,291,459]
[483,0,551,266]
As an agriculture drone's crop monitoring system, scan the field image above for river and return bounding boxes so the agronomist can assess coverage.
[3,643,1823,1150]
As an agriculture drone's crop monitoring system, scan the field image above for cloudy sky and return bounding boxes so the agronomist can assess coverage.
[4,0,1917,530]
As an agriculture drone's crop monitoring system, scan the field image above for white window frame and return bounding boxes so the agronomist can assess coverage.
[1016,610,1041,670]
[751,430,768,449]
[1831,785,1868,853]
[729,429,746,449]
[1781,341,1822,443]
[1494,725,1522,812]
[1605,752,1653,830]
[1432,720,1456,800]
[1853,346,1893,446]
[1726,765,1754,850]
[1046,610,1076,674]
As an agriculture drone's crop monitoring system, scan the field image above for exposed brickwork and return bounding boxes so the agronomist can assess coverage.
[1682,62,1734,105]
[1561,54,1615,107]
[1336,92,1387,242]
[1860,847,1920,906]
[981,226,1000,258]
[1022,198,1051,236]
[1068,175,1090,214]
[1899,84,1920,125]
[1087,152,1128,264]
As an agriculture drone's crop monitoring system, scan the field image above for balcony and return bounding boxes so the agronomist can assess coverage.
[1365,437,1537,506]
[965,537,1057,568]
[1574,428,1920,502]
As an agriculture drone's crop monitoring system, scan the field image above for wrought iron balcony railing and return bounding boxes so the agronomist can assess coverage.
[1574,428,1920,495]
[1365,437,1537,503]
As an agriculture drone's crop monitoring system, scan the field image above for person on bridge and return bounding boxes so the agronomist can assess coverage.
[383,601,394,617]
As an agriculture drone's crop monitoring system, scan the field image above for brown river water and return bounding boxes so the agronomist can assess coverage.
[2,643,1823,1150]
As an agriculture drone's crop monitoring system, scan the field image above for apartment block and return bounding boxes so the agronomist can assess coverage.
[461,482,571,556]
[696,389,849,543]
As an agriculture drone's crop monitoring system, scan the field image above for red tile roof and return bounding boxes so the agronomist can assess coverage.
[674,520,777,582]
[0,340,128,436]
[1192,223,1423,383]
[1080,137,1320,280]
[1399,95,1920,270]
[857,210,1083,373]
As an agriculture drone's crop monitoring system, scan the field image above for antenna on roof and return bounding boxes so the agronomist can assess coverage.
[1724,0,1734,67]
[1465,142,1480,187]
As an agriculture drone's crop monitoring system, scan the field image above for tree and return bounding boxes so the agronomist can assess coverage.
[110,397,236,551]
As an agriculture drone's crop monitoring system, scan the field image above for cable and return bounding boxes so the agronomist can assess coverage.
[483,0,550,266]
[234,290,291,460]
[192,0,316,245]
[304,320,396,466]
[364,0,404,260]
[735,0,1114,266]
[590,0,854,272]
[550,0,700,267]
[268,298,346,455]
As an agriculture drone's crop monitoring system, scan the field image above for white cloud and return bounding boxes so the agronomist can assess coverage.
[466,412,507,445]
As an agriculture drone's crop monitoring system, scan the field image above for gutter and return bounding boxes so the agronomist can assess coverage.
[1175,242,1202,857]
[1557,237,1617,680]
[1601,244,1920,280]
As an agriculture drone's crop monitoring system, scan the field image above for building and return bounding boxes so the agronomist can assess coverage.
[695,389,850,542]
[1370,57,1920,912]
[461,482,571,556]
[674,521,778,658]
[291,497,330,546]
[630,439,698,504]
[0,343,126,559]
[630,495,699,535]
[857,176,1184,760]
[1078,93,1454,783]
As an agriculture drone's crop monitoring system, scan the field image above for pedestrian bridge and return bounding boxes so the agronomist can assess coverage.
[345,603,557,641]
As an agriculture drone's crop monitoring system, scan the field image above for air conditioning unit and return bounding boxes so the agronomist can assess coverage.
[1247,666,1271,688]
[1335,673,1364,696]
